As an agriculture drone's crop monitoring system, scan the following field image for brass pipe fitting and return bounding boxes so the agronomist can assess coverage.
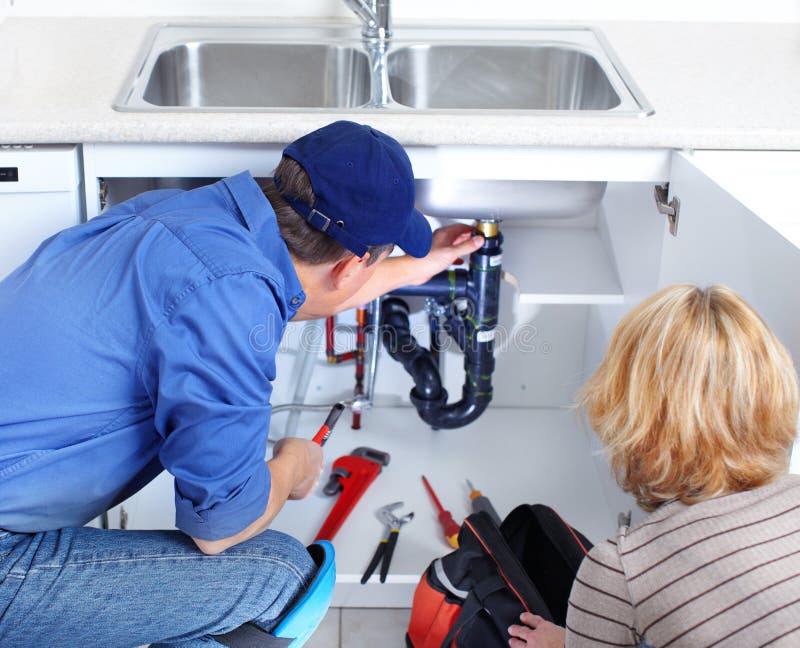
[475,220,500,238]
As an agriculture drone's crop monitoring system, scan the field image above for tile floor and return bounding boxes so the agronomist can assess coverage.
[306,608,411,648]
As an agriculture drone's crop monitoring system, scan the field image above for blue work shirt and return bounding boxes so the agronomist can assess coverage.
[0,172,305,540]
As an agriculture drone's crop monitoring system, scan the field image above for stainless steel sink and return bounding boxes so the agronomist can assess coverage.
[389,45,620,111]
[114,24,645,220]
[415,179,608,220]
[141,42,370,108]
[114,24,652,115]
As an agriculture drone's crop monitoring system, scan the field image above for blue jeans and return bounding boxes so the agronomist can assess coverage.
[0,526,316,648]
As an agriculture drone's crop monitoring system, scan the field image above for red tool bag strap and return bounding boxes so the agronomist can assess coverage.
[461,512,551,617]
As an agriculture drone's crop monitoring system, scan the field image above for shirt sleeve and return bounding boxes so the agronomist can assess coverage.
[566,539,639,647]
[141,273,284,541]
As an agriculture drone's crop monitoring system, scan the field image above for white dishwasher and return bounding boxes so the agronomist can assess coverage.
[0,144,83,280]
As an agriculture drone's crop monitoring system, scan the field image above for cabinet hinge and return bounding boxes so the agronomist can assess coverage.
[654,183,680,237]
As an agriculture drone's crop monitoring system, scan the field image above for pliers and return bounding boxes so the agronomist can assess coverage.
[361,501,414,584]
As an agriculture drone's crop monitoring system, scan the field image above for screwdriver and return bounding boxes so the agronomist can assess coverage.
[311,403,345,446]
[421,475,461,548]
[466,478,502,526]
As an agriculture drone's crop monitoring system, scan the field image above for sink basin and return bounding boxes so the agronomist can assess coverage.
[142,42,370,108]
[114,25,643,221]
[388,45,620,111]
[114,24,652,115]
[415,179,607,220]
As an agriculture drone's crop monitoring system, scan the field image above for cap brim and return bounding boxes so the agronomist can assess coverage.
[396,208,433,258]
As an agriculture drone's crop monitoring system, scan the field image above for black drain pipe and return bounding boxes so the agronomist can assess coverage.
[383,221,503,429]
[381,298,445,404]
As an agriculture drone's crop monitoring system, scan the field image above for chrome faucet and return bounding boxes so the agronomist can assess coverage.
[343,0,393,107]
[343,0,392,42]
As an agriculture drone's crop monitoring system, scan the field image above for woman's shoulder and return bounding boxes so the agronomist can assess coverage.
[623,474,800,540]
[583,535,625,571]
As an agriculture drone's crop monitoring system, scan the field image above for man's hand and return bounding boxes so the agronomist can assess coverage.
[327,224,484,315]
[271,437,324,500]
[403,224,485,287]
[508,613,566,648]
[191,437,323,555]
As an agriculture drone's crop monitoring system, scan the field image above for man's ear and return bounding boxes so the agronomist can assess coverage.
[330,252,371,290]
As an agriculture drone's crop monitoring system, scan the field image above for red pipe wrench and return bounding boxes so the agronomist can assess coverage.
[314,447,391,542]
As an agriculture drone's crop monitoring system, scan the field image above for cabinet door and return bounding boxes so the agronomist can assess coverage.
[0,145,82,279]
[659,150,800,471]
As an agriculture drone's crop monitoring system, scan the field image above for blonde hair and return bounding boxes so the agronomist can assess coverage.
[579,285,799,511]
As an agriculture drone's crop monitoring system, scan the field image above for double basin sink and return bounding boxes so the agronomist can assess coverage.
[115,24,651,114]
[114,24,652,220]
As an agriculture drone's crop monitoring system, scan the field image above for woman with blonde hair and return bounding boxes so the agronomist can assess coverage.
[509,284,800,647]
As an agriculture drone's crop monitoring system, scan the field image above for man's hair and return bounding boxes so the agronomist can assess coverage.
[578,284,799,511]
[262,157,393,266]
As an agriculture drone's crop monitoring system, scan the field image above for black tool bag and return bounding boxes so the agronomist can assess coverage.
[406,504,592,648]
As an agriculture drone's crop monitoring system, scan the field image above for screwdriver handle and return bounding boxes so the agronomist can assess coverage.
[422,475,461,548]
[438,510,461,548]
[469,493,502,527]
[467,479,502,527]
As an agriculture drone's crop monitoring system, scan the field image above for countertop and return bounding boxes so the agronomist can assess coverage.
[2,17,800,148]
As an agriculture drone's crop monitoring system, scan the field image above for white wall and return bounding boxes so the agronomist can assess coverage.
[1,0,799,22]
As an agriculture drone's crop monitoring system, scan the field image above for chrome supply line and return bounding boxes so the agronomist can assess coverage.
[274,298,382,437]
[272,396,372,416]
[274,403,343,415]
[283,320,323,438]
[364,296,382,403]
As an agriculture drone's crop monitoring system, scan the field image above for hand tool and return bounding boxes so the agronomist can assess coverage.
[361,502,414,584]
[311,402,345,446]
[466,478,502,526]
[421,475,461,548]
[314,447,391,542]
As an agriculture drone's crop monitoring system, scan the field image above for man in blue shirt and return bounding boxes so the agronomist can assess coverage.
[0,121,483,647]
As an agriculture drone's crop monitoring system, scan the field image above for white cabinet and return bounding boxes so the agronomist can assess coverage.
[82,143,800,607]
[0,145,82,279]
[659,151,800,356]
[659,150,800,476]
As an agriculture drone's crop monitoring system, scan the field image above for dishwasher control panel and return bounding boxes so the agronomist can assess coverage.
[0,167,19,182]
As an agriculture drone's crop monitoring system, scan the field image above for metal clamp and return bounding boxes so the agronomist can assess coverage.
[654,183,680,237]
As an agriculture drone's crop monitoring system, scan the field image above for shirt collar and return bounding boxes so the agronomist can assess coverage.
[221,172,306,315]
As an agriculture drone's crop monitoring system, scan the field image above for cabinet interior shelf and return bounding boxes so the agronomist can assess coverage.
[278,406,630,607]
[501,227,624,305]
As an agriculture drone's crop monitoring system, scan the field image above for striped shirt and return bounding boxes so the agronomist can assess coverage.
[565,474,800,647]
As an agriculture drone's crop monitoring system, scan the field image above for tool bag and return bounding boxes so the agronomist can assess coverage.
[406,504,591,648]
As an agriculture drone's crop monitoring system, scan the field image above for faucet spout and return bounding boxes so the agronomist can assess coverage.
[343,0,392,41]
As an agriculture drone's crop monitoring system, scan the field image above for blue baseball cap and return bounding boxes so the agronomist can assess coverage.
[275,121,432,259]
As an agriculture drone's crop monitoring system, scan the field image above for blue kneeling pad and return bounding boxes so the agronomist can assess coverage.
[213,541,336,648]
[273,541,336,646]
